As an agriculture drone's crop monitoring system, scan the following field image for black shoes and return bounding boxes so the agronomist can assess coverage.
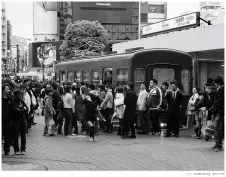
[130,135,136,139]
[165,134,171,137]
[174,134,179,138]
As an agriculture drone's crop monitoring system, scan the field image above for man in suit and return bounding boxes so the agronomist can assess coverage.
[122,83,138,139]
[165,80,183,138]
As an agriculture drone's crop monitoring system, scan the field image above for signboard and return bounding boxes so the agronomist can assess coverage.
[142,12,200,36]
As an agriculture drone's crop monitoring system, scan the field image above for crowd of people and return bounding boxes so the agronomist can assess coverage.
[2,76,224,156]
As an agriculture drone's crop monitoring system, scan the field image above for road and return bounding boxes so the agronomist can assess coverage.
[2,115,224,171]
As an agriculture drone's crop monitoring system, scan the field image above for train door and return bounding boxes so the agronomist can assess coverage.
[102,68,113,86]
[145,64,180,88]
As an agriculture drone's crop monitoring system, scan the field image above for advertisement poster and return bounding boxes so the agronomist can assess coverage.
[37,43,56,67]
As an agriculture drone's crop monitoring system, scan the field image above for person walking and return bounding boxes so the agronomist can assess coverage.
[146,79,162,135]
[165,80,183,138]
[136,83,149,134]
[43,89,56,136]
[211,76,224,152]
[12,89,29,155]
[121,83,138,139]
[63,85,74,137]
[2,84,13,155]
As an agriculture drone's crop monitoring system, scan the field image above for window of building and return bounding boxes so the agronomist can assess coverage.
[74,71,82,83]
[141,13,148,23]
[134,68,145,93]
[82,71,89,83]
[116,68,128,86]
[103,68,113,85]
[181,69,190,95]
[67,71,73,82]
[91,69,100,85]
[153,68,175,87]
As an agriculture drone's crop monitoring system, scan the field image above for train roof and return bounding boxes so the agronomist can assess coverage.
[56,48,191,67]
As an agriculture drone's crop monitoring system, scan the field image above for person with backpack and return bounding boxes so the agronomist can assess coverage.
[43,88,56,136]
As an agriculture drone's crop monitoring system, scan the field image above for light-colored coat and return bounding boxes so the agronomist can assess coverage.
[101,89,113,109]
[136,90,148,111]
[114,93,125,119]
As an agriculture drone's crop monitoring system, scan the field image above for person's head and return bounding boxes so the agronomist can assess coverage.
[162,82,169,91]
[98,84,105,92]
[13,89,23,101]
[21,85,27,94]
[81,86,89,95]
[207,78,214,84]
[58,86,64,95]
[51,82,58,90]
[192,87,199,95]
[127,83,134,90]
[123,85,127,93]
[23,79,30,89]
[75,87,81,96]
[140,83,146,90]
[116,86,124,93]
[45,88,53,97]
[89,84,95,91]
[105,84,112,92]
[64,85,72,94]
[150,79,157,88]
[214,76,224,88]
[2,84,10,96]
[72,86,76,92]
[72,83,77,88]
[46,84,51,89]
[170,80,179,92]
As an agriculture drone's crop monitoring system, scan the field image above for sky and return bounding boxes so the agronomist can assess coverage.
[4,1,200,39]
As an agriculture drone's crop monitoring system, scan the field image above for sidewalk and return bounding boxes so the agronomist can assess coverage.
[2,115,224,171]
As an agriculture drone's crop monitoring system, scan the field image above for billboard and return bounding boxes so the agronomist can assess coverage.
[142,12,200,36]
[33,2,58,35]
[29,41,62,67]
[72,2,133,24]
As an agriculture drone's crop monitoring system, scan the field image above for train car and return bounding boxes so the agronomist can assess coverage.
[55,48,193,128]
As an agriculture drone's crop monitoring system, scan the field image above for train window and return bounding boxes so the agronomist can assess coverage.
[82,71,89,83]
[67,71,73,82]
[74,71,82,83]
[153,68,175,87]
[60,71,65,82]
[116,68,128,86]
[103,68,113,85]
[91,69,100,85]
[134,69,145,93]
[181,69,190,95]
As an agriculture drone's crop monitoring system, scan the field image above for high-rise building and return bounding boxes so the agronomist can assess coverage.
[7,20,14,74]
[59,2,139,41]
[200,1,224,27]
[1,2,8,76]
[1,2,7,58]
[33,2,60,42]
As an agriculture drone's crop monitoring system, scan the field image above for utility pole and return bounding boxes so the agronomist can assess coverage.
[16,44,19,73]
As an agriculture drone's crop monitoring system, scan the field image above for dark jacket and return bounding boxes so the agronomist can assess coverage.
[123,89,138,121]
[12,99,28,121]
[165,89,182,117]
[2,96,12,123]
[212,85,224,116]
[52,90,61,110]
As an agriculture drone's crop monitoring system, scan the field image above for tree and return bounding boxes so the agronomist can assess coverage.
[59,20,108,60]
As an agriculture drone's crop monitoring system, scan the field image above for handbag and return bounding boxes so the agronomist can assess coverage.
[57,98,64,111]
[205,120,215,137]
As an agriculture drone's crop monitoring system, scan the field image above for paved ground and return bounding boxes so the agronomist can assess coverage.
[2,115,224,171]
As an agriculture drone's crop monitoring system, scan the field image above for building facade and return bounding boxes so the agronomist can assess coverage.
[6,20,14,75]
[140,1,167,26]
[11,36,28,73]
[33,2,60,42]
[200,1,224,27]
[1,2,8,76]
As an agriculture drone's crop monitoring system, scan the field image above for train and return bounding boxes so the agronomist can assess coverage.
[55,48,193,128]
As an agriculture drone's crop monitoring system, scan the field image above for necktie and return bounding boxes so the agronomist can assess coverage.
[173,92,175,101]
